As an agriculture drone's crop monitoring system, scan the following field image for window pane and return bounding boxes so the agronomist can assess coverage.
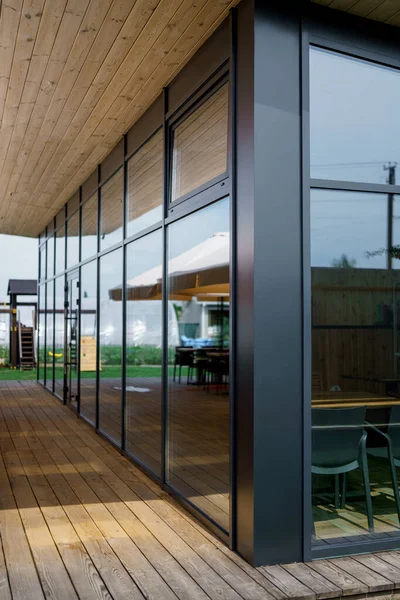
[38,285,45,383]
[55,225,65,274]
[311,190,387,269]
[167,197,230,531]
[67,210,80,269]
[45,281,54,392]
[40,245,46,282]
[54,276,64,399]
[82,193,98,261]
[80,260,97,426]
[127,130,163,237]
[125,230,162,476]
[310,47,400,184]
[99,248,122,445]
[100,169,123,251]
[311,189,400,546]
[47,236,54,279]
[171,83,228,202]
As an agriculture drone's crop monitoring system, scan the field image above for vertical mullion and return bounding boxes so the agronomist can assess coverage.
[121,134,128,452]
[51,278,55,393]
[301,18,312,564]
[228,7,236,550]
[44,240,47,387]
[161,87,169,486]
[37,236,41,382]
[96,165,101,432]
[77,187,82,415]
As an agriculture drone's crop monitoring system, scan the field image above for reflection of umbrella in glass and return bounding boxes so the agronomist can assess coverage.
[109,232,230,301]
[109,232,230,345]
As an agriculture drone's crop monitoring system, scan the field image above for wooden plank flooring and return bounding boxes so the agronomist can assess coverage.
[1,380,400,599]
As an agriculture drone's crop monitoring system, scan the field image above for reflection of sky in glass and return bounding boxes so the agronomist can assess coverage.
[310,190,400,269]
[169,197,230,260]
[310,47,400,184]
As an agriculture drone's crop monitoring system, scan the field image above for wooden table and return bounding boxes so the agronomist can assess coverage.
[312,391,399,409]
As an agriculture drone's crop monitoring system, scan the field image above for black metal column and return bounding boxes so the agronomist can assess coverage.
[235,0,303,566]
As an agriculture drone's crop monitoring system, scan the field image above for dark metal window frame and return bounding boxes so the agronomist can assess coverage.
[303,5,400,561]
[37,24,233,548]
[167,70,230,210]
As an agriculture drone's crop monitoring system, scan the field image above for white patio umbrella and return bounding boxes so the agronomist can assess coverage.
[109,232,230,302]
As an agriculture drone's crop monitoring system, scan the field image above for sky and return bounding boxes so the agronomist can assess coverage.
[0,234,38,336]
[0,235,38,301]
[310,47,400,268]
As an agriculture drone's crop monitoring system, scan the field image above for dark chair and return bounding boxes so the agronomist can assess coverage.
[173,347,193,383]
[312,406,373,532]
[367,405,400,525]
[204,356,229,394]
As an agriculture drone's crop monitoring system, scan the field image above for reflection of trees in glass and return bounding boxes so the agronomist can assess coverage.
[365,246,400,260]
[331,254,357,268]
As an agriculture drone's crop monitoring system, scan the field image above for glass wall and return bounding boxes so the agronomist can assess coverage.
[167,197,230,532]
[171,82,228,202]
[99,248,123,445]
[310,48,400,184]
[81,193,98,261]
[310,46,400,549]
[125,230,163,475]
[39,244,46,282]
[100,169,123,251]
[80,260,97,425]
[67,209,80,269]
[127,130,163,237]
[45,281,54,392]
[54,276,65,399]
[38,60,232,542]
[55,224,66,274]
[47,236,54,279]
[38,285,45,383]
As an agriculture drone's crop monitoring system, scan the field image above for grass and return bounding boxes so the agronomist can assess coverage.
[7,365,188,381]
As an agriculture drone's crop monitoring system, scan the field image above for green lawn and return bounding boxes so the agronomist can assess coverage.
[6,365,186,381]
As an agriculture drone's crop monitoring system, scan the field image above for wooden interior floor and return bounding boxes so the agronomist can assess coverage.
[3,382,400,599]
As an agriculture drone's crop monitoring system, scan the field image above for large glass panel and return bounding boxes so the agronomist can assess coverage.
[67,210,80,269]
[38,285,45,383]
[311,189,400,546]
[47,236,54,279]
[125,230,162,476]
[167,197,230,531]
[100,169,123,251]
[55,225,66,274]
[127,130,163,237]
[171,82,228,202]
[80,260,97,425]
[81,193,98,261]
[40,244,46,282]
[54,276,65,399]
[99,248,122,445]
[45,281,54,392]
[310,47,400,184]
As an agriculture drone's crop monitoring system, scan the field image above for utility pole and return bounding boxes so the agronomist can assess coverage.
[384,162,397,270]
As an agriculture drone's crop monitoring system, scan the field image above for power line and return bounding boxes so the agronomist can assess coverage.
[312,161,399,169]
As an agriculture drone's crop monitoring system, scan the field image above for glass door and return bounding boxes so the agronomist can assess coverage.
[65,271,79,408]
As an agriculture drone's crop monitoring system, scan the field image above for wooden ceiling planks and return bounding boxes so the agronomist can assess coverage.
[1,0,399,237]
[0,0,238,237]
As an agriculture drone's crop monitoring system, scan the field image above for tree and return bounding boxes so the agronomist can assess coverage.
[331,254,356,268]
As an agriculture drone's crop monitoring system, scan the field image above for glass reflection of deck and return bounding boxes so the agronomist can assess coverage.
[80,377,230,531]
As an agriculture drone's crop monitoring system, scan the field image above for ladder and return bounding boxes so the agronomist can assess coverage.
[19,324,35,370]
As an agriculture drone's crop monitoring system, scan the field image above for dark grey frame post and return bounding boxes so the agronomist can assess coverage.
[235,0,304,566]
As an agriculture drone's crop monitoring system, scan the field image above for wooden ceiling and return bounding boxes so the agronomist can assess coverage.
[311,0,400,26]
[0,0,238,237]
[1,0,399,238]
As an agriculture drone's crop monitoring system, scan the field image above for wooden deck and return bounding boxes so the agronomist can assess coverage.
[2,382,400,599]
